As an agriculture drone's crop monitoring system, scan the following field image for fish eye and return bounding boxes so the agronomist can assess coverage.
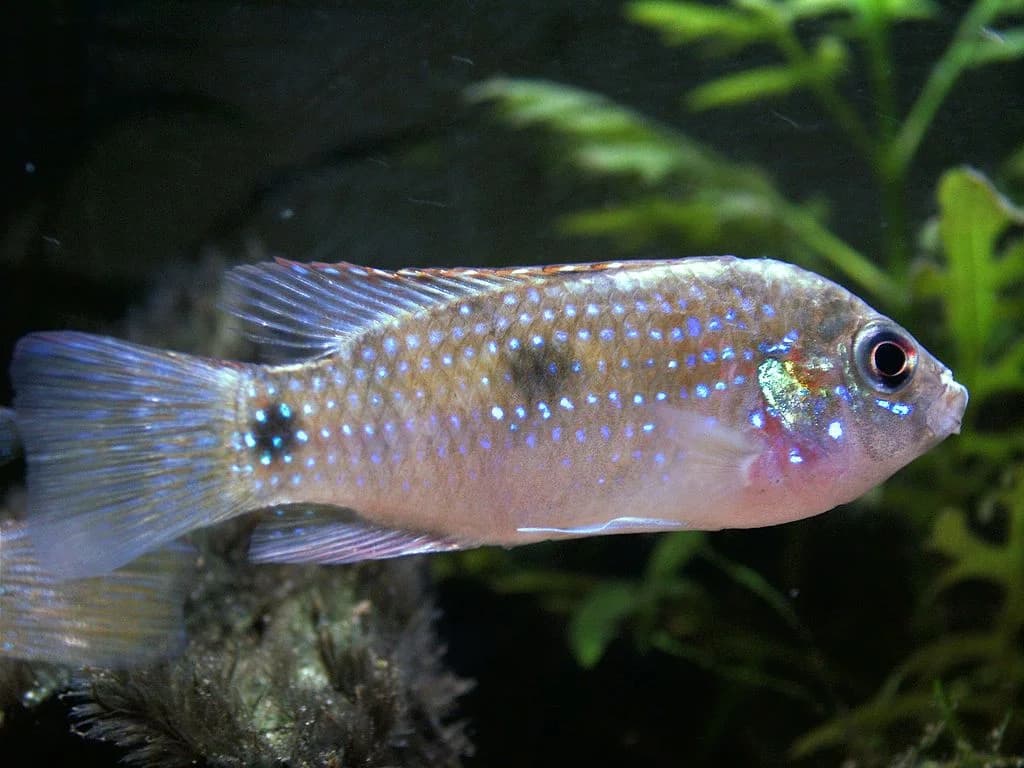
[854,322,917,392]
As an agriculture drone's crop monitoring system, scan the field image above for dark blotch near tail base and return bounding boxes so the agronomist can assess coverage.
[251,402,299,463]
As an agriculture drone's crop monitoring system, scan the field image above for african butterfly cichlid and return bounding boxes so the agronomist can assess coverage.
[8,256,967,579]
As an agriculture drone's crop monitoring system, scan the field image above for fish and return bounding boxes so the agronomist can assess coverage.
[7,256,967,577]
[0,407,18,466]
[0,520,193,666]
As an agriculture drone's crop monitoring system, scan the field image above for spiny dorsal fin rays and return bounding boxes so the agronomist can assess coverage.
[224,258,536,362]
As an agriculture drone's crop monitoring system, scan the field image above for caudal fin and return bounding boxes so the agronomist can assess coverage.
[0,521,194,667]
[11,332,253,580]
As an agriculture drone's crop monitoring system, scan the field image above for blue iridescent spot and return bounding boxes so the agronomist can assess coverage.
[762,304,776,317]
[695,384,710,399]
[578,329,591,341]
[576,428,586,443]
[552,427,562,442]
[714,381,726,391]
[633,394,644,405]
[525,433,537,449]
[296,430,309,443]
[560,397,574,410]
[670,327,684,341]
[686,354,697,369]
[708,317,722,331]
[600,328,614,341]
[491,406,504,420]
[686,317,701,337]
[702,349,717,363]
[278,403,291,419]
[733,375,747,386]
[532,335,544,348]
[642,423,655,433]
[721,347,735,360]
[429,329,444,346]
[362,347,376,362]
[600,425,611,440]
[749,411,764,429]
[828,420,843,439]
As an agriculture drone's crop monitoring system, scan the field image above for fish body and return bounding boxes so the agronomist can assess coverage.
[9,257,967,576]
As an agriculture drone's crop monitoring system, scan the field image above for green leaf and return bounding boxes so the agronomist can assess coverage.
[936,167,1024,393]
[626,0,775,50]
[687,64,811,110]
[857,0,938,21]
[686,36,846,110]
[568,582,638,668]
[644,532,706,583]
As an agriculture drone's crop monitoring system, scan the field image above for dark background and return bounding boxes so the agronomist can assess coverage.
[1,1,1022,766]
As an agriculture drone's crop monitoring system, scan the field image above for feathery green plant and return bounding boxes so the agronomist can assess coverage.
[463,0,1024,762]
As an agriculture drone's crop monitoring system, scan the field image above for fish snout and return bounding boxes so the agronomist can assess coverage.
[926,369,968,438]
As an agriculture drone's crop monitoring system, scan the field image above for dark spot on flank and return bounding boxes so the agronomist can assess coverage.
[250,401,298,463]
[506,343,577,407]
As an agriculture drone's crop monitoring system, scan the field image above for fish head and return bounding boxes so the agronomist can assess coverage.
[752,296,967,514]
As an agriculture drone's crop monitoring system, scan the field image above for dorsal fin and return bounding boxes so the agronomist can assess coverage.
[223,258,538,361]
[223,257,727,362]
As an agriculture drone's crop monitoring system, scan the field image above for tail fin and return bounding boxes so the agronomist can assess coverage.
[11,332,253,580]
[0,521,194,667]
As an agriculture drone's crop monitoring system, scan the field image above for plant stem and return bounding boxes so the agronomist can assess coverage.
[783,204,904,307]
[889,0,1008,177]
[774,25,879,169]
[860,0,909,269]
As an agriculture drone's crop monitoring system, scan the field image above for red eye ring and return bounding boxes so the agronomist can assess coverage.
[855,323,917,392]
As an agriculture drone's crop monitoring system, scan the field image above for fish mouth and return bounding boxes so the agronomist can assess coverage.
[927,368,968,437]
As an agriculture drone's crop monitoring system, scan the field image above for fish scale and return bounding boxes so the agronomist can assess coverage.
[9,256,967,577]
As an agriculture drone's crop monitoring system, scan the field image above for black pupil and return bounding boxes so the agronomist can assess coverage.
[872,340,907,379]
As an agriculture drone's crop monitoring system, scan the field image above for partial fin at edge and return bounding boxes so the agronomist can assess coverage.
[0,521,194,667]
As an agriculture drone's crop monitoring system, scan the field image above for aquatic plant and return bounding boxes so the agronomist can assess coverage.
[465,0,1024,762]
